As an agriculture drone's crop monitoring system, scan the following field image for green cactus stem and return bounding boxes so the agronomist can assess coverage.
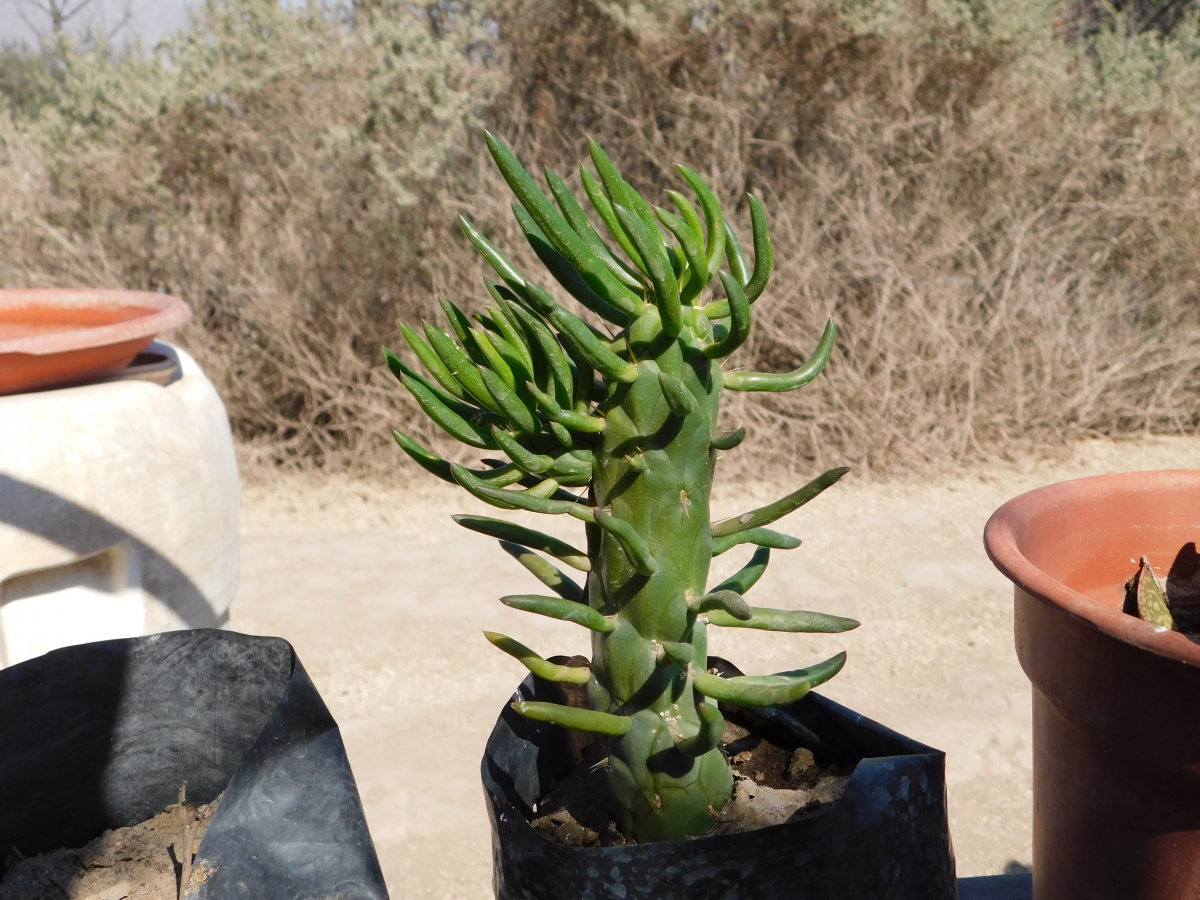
[385,132,858,843]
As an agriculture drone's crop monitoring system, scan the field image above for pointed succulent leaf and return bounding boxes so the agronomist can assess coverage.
[485,132,642,313]
[675,164,725,279]
[744,195,773,303]
[704,272,752,359]
[393,370,497,450]
[524,283,638,384]
[706,607,860,633]
[580,164,646,273]
[505,302,574,406]
[421,325,502,414]
[499,541,585,601]
[665,190,706,253]
[512,203,636,325]
[452,464,595,521]
[393,430,522,487]
[459,215,529,297]
[1135,556,1175,629]
[655,205,707,298]
[502,594,616,632]
[724,220,750,287]
[454,514,591,571]
[711,428,746,451]
[613,204,681,337]
[724,319,837,392]
[712,467,850,537]
[545,166,644,291]
[711,546,770,595]
[485,632,592,684]
[688,589,752,620]
[478,367,538,435]
[399,323,464,399]
[594,508,657,575]
[512,700,632,736]
[656,368,696,417]
[711,528,801,556]
[692,653,847,707]
[674,700,724,758]
[492,427,554,473]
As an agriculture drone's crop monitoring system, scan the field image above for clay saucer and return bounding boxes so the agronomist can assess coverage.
[0,290,191,395]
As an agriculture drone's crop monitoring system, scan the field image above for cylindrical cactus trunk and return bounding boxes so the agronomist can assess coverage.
[590,336,730,840]
[386,132,856,842]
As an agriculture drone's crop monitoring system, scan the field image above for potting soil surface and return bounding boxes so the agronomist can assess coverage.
[530,716,853,845]
[0,796,218,900]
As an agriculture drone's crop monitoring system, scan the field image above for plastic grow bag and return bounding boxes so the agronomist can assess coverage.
[483,663,957,900]
[0,628,388,900]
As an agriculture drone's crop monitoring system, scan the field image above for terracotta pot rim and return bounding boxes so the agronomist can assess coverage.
[0,289,191,356]
[984,468,1200,668]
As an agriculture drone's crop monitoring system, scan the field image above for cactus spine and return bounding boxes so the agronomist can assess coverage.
[387,133,857,842]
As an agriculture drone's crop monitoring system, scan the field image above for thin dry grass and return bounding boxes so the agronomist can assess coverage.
[3,0,1199,478]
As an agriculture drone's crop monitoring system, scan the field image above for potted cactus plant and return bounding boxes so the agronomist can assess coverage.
[385,134,956,898]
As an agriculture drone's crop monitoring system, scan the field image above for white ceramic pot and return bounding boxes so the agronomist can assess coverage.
[0,342,239,667]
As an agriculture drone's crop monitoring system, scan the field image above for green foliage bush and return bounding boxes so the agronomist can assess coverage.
[2,0,1199,474]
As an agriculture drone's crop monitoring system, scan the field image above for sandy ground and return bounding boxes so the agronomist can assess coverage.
[231,437,1200,898]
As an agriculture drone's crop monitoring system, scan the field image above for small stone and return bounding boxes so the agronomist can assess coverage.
[788,747,818,781]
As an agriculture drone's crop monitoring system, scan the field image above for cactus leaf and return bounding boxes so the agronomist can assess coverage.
[451,464,594,520]
[492,426,553,474]
[421,324,503,414]
[707,607,860,633]
[711,546,770,595]
[724,318,837,392]
[724,219,750,287]
[525,478,562,499]
[656,368,696,417]
[505,302,574,406]
[478,367,539,435]
[524,283,639,383]
[744,195,774,303]
[674,700,724,758]
[704,272,752,359]
[593,508,658,575]
[613,203,682,337]
[512,700,632,736]
[393,430,523,487]
[501,594,617,633]
[692,653,847,707]
[711,528,801,556]
[581,164,647,274]
[398,323,464,399]
[485,632,592,684]
[689,590,752,620]
[499,541,585,601]
[675,164,726,280]
[546,166,645,291]
[453,515,591,571]
[710,428,746,451]
[459,215,529,298]
[587,138,661,239]
[393,370,497,449]
[660,641,695,664]
[512,203,637,325]
[486,133,644,312]
[665,190,706,255]
[712,466,850,537]
[526,381,607,433]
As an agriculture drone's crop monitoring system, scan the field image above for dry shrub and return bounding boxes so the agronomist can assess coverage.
[2,0,1200,477]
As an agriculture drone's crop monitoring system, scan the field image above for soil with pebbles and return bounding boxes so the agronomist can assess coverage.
[530,716,853,846]
[0,797,218,900]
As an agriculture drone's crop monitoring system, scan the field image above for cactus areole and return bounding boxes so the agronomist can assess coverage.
[386,133,858,843]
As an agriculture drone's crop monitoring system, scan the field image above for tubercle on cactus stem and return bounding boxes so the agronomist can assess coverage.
[384,132,859,843]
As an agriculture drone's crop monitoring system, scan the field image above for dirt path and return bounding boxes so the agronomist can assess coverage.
[231,437,1200,898]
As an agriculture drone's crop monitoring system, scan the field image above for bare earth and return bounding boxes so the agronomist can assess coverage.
[231,437,1200,899]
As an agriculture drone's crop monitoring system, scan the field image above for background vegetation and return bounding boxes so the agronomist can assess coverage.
[2,0,1199,477]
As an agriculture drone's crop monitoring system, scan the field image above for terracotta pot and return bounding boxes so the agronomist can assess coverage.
[0,289,190,395]
[984,470,1200,900]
